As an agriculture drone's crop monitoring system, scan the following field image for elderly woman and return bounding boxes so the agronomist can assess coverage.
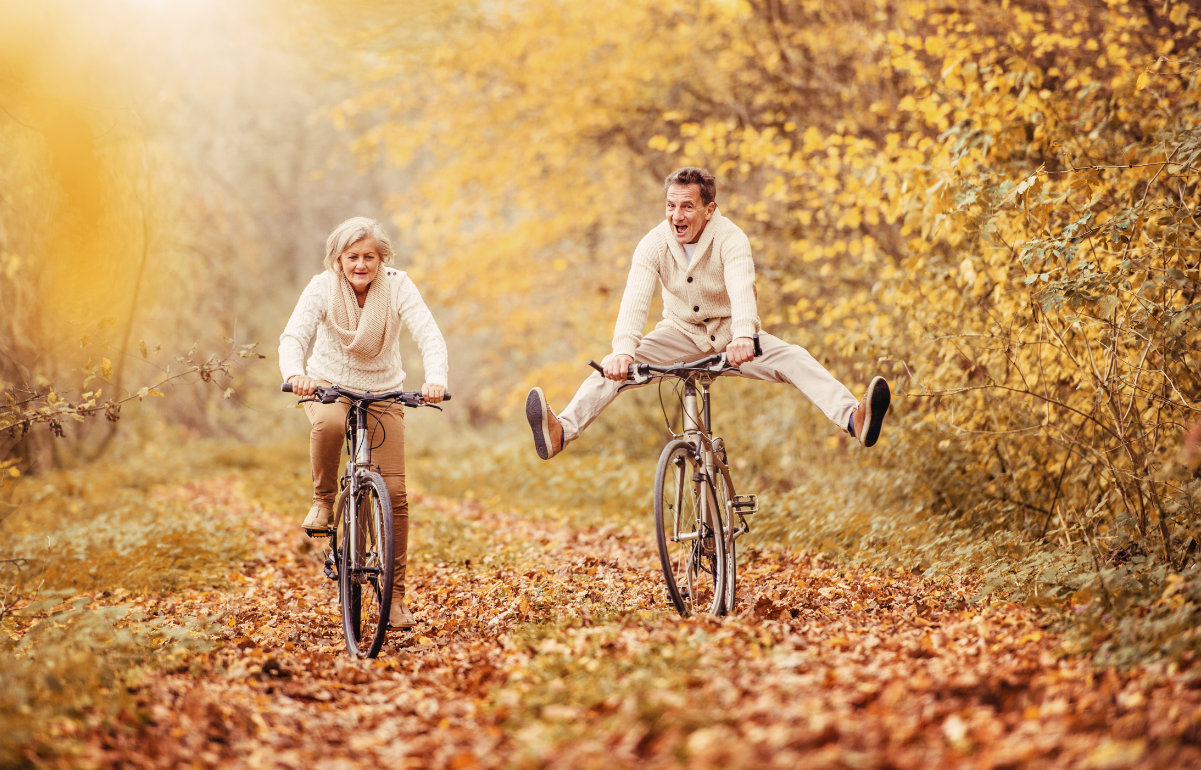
[279,216,448,629]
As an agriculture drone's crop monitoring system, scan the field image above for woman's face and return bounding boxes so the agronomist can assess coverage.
[339,236,381,297]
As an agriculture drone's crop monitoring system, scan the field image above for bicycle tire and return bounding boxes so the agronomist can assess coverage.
[338,471,394,658]
[710,462,737,615]
[654,440,726,617]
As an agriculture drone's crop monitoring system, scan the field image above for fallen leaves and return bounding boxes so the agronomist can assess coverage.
[12,477,1201,768]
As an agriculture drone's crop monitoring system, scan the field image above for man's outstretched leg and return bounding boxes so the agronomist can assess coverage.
[736,333,891,447]
[525,326,705,460]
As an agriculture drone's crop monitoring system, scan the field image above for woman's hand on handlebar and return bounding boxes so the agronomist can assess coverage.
[421,382,446,404]
[601,353,634,381]
[288,375,319,397]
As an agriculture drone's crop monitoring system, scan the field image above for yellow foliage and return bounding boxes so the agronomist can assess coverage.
[4,0,1189,572]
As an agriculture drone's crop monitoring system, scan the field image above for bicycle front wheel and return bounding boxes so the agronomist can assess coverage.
[711,463,737,615]
[338,471,394,658]
[654,440,726,618]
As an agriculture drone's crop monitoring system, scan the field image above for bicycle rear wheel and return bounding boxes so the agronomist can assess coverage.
[654,440,726,617]
[338,471,394,658]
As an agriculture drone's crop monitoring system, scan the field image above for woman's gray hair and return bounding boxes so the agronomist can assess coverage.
[323,217,395,272]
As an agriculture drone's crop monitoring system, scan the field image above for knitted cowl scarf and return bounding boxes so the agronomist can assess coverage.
[326,269,397,367]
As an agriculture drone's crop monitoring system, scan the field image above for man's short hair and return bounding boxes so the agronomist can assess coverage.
[664,167,716,206]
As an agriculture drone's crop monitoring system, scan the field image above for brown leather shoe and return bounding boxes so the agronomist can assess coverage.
[388,600,416,630]
[851,376,891,448]
[302,504,333,537]
[525,387,564,460]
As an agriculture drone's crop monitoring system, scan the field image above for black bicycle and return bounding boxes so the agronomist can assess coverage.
[588,337,760,618]
[282,382,449,658]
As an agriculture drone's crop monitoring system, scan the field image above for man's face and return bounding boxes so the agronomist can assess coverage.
[665,183,715,245]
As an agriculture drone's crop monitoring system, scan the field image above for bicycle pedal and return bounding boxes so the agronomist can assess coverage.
[732,494,758,515]
[323,555,338,581]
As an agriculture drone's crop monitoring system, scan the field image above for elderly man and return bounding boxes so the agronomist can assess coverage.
[525,166,890,459]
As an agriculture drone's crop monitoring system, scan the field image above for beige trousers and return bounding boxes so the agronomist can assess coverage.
[557,325,858,444]
[304,397,409,601]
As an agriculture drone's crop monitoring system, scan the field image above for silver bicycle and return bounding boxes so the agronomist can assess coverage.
[283,382,449,657]
[588,337,760,617]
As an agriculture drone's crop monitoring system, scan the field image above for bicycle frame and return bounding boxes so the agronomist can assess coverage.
[592,340,761,617]
[283,381,449,656]
[674,375,726,547]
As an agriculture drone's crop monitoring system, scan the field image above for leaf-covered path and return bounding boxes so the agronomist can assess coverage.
[40,476,1201,768]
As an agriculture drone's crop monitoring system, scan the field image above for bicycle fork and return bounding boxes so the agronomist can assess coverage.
[329,404,375,583]
[345,404,378,584]
[680,384,720,562]
[684,382,757,545]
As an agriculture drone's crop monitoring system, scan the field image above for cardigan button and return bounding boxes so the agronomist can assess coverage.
[693,305,700,312]
[703,318,710,322]
[687,277,693,283]
[710,335,716,341]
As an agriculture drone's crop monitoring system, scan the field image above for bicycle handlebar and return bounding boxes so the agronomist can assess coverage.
[281,382,451,408]
[586,333,763,383]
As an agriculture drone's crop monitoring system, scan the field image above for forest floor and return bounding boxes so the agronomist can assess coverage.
[21,473,1201,769]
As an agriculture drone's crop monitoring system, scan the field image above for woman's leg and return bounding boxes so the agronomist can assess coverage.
[302,397,350,519]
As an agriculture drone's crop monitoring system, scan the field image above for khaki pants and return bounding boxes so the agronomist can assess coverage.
[304,397,409,601]
[557,325,858,444]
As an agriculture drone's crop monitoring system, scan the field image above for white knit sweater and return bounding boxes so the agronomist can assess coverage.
[278,267,449,392]
[612,208,761,357]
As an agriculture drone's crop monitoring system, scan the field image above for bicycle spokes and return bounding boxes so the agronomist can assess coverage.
[655,441,726,618]
[338,475,394,658]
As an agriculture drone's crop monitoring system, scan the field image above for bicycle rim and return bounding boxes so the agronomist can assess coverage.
[654,441,725,617]
[711,464,737,615]
[338,475,394,658]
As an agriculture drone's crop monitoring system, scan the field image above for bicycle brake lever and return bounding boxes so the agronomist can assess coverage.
[629,363,653,384]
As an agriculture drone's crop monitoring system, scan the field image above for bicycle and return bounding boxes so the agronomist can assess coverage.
[587,336,761,618]
[282,382,450,658]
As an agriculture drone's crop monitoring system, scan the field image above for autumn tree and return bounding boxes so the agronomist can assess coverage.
[320,0,1201,576]
[0,0,411,471]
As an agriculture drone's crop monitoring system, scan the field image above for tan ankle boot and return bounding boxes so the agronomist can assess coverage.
[525,387,565,460]
[302,504,333,536]
[388,600,416,629]
[851,376,891,448]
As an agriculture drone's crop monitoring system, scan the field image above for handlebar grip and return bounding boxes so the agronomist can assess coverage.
[281,382,294,393]
[753,333,762,357]
[587,359,604,373]
[441,393,452,402]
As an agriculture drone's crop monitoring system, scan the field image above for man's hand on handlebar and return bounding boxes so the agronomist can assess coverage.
[725,336,757,367]
[601,353,634,382]
[287,375,319,397]
[421,382,446,404]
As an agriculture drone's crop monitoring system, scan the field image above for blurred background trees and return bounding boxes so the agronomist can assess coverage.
[3,0,1200,587]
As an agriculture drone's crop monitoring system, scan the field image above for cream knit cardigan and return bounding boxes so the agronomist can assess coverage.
[612,208,761,357]
[278,267,449,392]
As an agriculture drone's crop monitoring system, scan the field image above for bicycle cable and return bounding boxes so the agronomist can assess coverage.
[656,375,689,436]
[331,393,390,460]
